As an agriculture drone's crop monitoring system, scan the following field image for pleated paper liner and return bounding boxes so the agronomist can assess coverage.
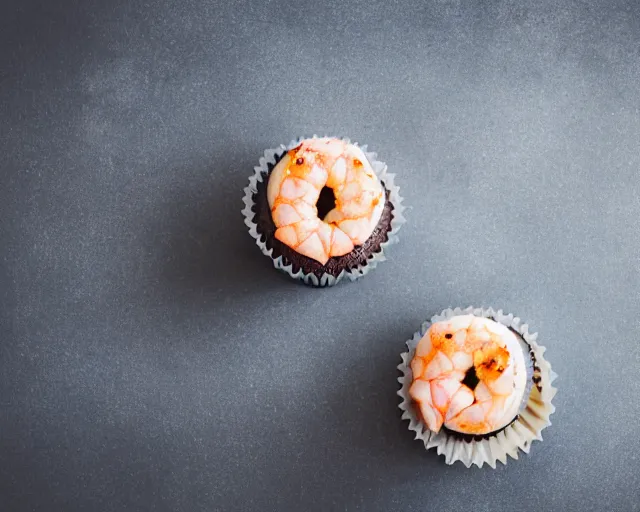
[397,306,557,468]
[242,136,405,287]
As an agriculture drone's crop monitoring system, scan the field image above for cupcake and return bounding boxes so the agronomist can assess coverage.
[242,137,404,286]
[398,307,557,468]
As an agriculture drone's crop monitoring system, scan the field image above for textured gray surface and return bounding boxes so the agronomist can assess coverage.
[2,1,640,511]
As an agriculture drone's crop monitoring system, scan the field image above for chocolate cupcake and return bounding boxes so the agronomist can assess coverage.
[398,307,557,468]
[242,137,404,286]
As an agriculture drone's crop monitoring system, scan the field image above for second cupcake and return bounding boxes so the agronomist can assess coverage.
[243,137,404,286]
[398,307,557,468]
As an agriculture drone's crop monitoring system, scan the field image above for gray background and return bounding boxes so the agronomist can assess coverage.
[1,0,639,510]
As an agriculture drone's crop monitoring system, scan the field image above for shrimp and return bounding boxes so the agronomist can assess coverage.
[266,138,385,265]
[409,315,528,435]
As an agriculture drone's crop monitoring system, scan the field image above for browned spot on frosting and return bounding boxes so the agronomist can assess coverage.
[474,343,510,382]
[430,331,461,357]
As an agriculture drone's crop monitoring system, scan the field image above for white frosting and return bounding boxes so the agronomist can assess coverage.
[265,138,385,263]
[411,315,529,435]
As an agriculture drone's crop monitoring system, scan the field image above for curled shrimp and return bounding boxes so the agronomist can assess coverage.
[266,138,385,265]
[409,315,528,435]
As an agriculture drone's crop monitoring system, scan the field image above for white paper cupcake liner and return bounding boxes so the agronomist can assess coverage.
[241,136,406,286]
[397,306,557,468]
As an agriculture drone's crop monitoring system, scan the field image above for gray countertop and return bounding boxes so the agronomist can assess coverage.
[2,1,639,510]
